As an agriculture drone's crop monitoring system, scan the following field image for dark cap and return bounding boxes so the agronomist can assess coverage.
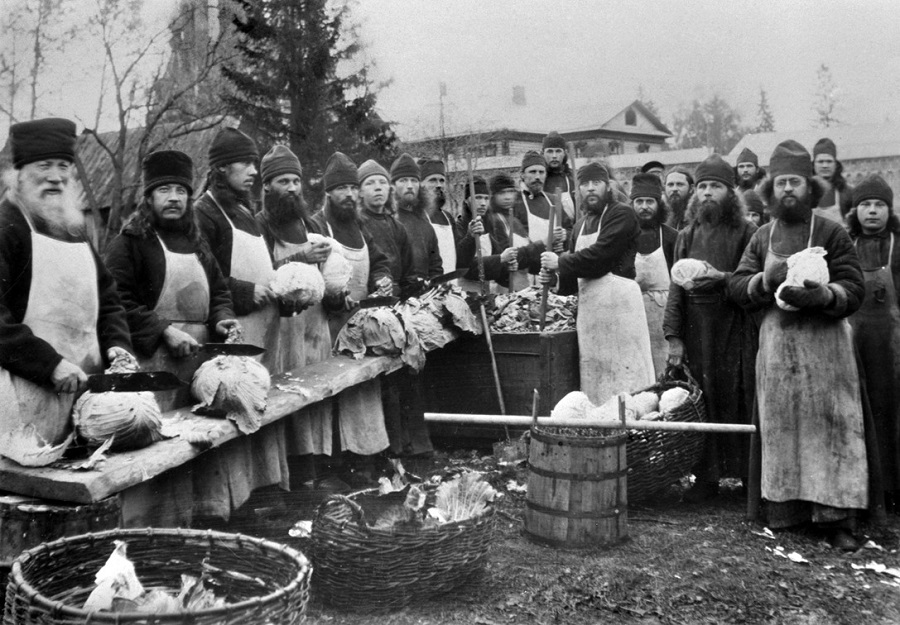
[208,127,259,168]
[641,160,665,173]
[390,153,420,182]
[261,144,302,183]
[143,150,194,195]
[464,176,489,199]
[736,147,758,167]
[417,157,445,179]
[323,152,359,191]
[769,140,813,179]
[10,117,77,168]
[813,137,837,159]
[521,150,545,171]
[694,154,735,187]
[542,131,566,150]
[630,172,662,201]
[577,162,610,184]
[490,173,517,195]
[852,174,893,208]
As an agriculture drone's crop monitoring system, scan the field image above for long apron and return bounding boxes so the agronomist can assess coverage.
[635,227,670,379]
[190,193,287,520]
[813,189,843,224]
[324,223,390,456]
[431,219,457,276]
[139,234,210,412]
[523,190,552,244]
[575,221,654,405]
[757,218,868,511]
[0,211,102,447]
[272,237,333,456]
[850,233,900,491]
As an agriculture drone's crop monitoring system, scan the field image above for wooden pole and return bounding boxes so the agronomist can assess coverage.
[538,192,561,331]
[567,141,579,217]
[424,412,757,434]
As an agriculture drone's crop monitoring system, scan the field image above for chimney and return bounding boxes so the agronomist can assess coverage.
[512,85,526,106]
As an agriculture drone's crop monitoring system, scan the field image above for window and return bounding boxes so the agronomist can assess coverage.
[501,140,510,155]
[625,108,637,126]
[484,143,497,157]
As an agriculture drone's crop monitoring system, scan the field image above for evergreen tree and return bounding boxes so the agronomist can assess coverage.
[755,87,775,133]
[222,0,396,191]
[672,95,746,153]
[636,84,660,119]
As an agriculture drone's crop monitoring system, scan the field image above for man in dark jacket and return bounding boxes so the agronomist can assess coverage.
[663,154,758,503]
[514,150,571,246]
[664,167,694,231]
[389,156,443,282]
[0,117,134,453]
[455,175,518,292]
[812,137,853,223]
[105,150,237,409]
[542,131,576,221]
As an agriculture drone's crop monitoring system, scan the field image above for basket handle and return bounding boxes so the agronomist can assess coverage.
[661,363,700,390]
[315,494,372,534]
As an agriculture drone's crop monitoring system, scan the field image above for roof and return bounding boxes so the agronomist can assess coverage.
[607,147,713,171]
[728,122,900,166]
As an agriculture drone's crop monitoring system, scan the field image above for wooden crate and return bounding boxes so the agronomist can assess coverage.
[423,330,579,438]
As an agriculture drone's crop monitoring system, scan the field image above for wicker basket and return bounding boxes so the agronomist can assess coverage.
[626,365,706,502]
[3,528,311,625]
[310,488,495,612]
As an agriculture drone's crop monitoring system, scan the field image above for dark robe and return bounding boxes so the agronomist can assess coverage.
[396,206,443,280]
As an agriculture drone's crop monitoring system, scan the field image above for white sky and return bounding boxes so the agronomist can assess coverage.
[1,0,898,142]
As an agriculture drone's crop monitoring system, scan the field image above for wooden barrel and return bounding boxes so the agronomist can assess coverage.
[524,427,627,548]
[0,494,121,583]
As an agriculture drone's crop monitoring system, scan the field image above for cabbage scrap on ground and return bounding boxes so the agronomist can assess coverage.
[191,356,270,434]
[489,287,576,333]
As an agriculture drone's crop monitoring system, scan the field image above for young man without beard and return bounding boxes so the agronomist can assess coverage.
[664,167,694,231]
[540,162,654,404]
[846,175,900,514]
[734,147,766,195]
[631,173,677,378]
[390,155,443,282]
[730,140,879,549]
[487,173,536,292]
[514,150,570,248]
[104,150,243,526]
[455,175,518,293]
[812,137,854,223]
[542,131,576,222]
[0,117,134,458]
[663,154,758,503]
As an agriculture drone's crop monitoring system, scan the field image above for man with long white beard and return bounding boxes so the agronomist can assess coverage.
[540,162,654,405]
[663,154,758,504]
[731,140,880,549]
[0,117,134,456]
[664,167,694,231]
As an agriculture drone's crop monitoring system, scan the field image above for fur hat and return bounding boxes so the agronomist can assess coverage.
[852,174,893,208]
[261,144,302,183]
[490,173,517,195]
[577,162,610,184]
[695,154,735,187]
[521,150,545,171]
[813,138,837,159]
[736,148,758,167]
[323,152,358,191]
[143,150,193,195]
[417,157,445,179]
[630,172,662,201]
[357,159,389,186]
[390,153,420,182]
[769,140,813,179]
[10,117,76,168]
[542,131,566,150]
[208,127,259,168]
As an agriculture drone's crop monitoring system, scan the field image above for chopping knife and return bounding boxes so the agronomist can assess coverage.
[85,371,185,393]
[430,267,469,286]
[356,296,399,309]
[198,343,266,357]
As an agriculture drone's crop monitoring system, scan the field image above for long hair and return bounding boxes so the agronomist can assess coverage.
[685,187,746,227]
[123,194,200,243]
[202,166,252,209]
[832,160,847,192]
[760,176,827,212]
[847,205,900,237]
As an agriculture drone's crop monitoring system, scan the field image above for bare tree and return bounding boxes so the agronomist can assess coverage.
[813,63,841,128]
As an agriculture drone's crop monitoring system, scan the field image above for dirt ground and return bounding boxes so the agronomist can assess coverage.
[228,448,900,625]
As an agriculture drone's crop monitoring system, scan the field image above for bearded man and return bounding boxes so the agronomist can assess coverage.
[663,154,758,503]
[735,147,766,194]
[455,175,518,293]
[542,131,576,222]
[812,137,854,223]
[514,150,570,247]
[730,140,879,550]
[390,155,443,282]
[0,117,134,456]
[664,167,694,231]
[540,162,654,404]
[631,173,677,378]
[105,150,237,412]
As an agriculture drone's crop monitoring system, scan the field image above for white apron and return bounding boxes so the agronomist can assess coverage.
[139,234,210,412]
[458,232,494,293]
[431,217,457,275]
[813,189,843,224]
[559,176,576,221]
[273,237,333,456]
[325,222,389,456]
[0,212,102,447]
[523,190,552,244]
[635,227,671,379]
[575,220,654,405]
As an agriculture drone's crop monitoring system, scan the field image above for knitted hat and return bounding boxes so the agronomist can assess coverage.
[464,176,489,199]
[852,174,893,207]
[357,159,389,185]
[490,173,517,195]
[323,152,358,191]
[695,154,734,187]
[665,166,695,187]
[417,157,445,179]
[10,117,76,168]
[577,162,610,184]
[521,150,545,171]
[208,127,259,168]
[261,144,301,183]
[641,160,664,173]
[743,189,766,215]
[813,137,837,159]
[630,172,662,201]
[736,147,758,167]
[143,150,193,195]
[390,153,420,182]
[769,140,813,179]
[542,131,566,150]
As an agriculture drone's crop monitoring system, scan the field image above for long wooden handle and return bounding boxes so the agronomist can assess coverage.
[424,412,757,434]
[538,192,561,331]
[567,142,579,217]
[466,153,486,293]
[478,303,506,417]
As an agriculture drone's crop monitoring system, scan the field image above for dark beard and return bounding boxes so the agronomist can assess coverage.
[667,194,688,223]
[582,192,607,215]
[738,178,755,191]
[265,191,308,225]
[399,190,426,214]
[328,196,358,223]
[153,211,192,233]
[698,199,724,225]
[770,193,812,223]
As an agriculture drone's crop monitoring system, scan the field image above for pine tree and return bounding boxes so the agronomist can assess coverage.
[222,0,396,189]
[755,87,775,133]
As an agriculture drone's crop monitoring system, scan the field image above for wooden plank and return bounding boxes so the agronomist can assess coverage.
[0,350,414,504]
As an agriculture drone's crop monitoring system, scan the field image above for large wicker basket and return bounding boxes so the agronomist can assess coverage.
[626,365,706,502]
[310,488,495,612]
[3,528,312,625]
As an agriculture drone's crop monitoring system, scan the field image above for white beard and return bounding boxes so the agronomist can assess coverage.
[4,168,85,237]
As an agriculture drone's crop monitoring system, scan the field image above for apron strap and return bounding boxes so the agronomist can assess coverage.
[206,190,253,231]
